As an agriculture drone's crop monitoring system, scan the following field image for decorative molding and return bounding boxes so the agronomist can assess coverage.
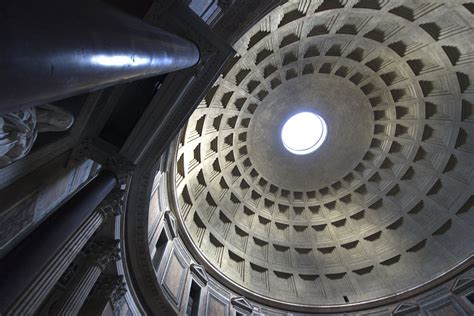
[231,296,254,314]
[206,289,229,316]
[190,263,209,287]
[110,277,128,310]
[68,137,135,180]
[451,277,474,294]
[87,238,121,270]
[164,211,178,239]
[392,302,419,315]
[160,249,187,307]
[97,190,125,221]
[0,87,102,190]
[91,274,127,301]
[214,0,282,44]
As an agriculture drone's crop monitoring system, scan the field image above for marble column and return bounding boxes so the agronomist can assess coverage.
[79,274,127,315]
[54,239,120,316]
[0,0,200,114]
[0,171,121,315]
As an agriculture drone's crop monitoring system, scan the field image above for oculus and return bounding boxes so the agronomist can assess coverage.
[281,112,327,155]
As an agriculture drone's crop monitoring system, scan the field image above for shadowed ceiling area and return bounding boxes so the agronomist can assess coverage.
[170,0,474,308]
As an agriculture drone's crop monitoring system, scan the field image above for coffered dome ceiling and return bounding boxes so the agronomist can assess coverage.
[171,0,474,308]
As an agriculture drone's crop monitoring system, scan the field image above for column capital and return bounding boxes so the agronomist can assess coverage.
[91,274,127,302]
[97,189,125,219]
[83,238,120,270]
[110,279,127,310]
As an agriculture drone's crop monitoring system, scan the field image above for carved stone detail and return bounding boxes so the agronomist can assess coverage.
[231,296,254,314]
[104,154,135,182]
[393,302,419,315]
[92,274,127,301]
[110,278,127,309]
[214,0,281,44]
[83,238,120,270]
[190,264,208,287]
[68,137,134,181]
[164,211,178,239]
[97,189,125,220]
[451,277,474,294]
[0,104,74,167]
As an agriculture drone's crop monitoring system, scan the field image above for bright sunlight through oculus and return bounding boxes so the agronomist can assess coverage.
[281,112,327,155]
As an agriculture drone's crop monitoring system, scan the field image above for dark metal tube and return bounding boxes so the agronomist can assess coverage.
[0,0,200,114]
[0,170,117,313]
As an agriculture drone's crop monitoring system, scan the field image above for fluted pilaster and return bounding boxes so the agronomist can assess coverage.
[0,171,121,315]
[55,239,120,316]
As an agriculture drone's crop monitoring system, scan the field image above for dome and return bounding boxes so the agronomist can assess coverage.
[171,0,474,310]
